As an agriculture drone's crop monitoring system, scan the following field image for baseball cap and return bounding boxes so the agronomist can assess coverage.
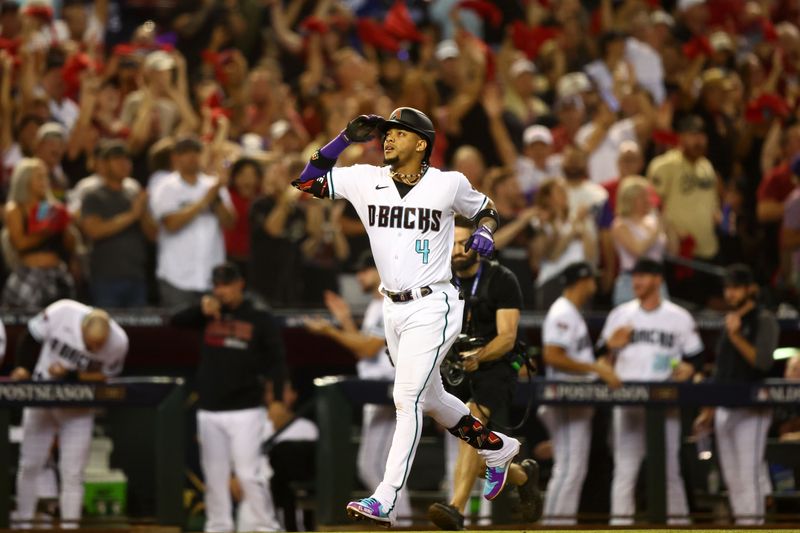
[523,125,553,146]
[212,262,243,285]
[174,136,203,153]
[270,120,291,140]
[36,122,66,143]
[99,140,129,160]
[560,261,596,287]
[354,251,376,272]
[434,40,459,61]
[144,50,175,72]
[556,72,592,100]
[650,10,674,27]
[631,258,664,275]
[509,58,536,78]
[724,263,754,287]
[676,115,706,134]
[710,31,735,52]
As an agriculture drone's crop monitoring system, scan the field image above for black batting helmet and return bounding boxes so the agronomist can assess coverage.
[378,107,435,160]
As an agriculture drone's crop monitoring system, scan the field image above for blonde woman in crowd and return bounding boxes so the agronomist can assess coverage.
[2,158,76,309]
[610,176,677,305]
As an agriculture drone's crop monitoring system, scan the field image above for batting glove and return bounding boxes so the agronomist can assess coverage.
[344,114,385,143]
[466,225,495,257]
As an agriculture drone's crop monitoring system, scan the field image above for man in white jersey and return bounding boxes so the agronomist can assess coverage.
[293,108,521,526]
[539,262,621,525]
[10,299,128,529]
[597,259,703,525]
[303,252,411,523]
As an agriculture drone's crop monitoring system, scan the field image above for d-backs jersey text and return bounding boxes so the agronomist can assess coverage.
[327,165,488,291]
[600,300,703,381]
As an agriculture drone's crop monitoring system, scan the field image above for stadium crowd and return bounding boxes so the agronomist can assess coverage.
[0,0,798,313]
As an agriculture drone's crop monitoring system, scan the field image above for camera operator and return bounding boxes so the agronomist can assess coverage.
[428,217,541,530]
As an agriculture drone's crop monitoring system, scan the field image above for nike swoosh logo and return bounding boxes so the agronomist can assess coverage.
[375,185,389,190]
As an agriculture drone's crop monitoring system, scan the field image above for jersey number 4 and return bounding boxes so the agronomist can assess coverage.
[415,239,430,264]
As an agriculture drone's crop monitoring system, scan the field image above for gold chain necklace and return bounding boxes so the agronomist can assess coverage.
[390,163,428,186]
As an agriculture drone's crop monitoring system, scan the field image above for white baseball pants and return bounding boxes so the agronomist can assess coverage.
[373,284,510,516]
[16,407,94,529]
[198,407,280,532]
[538,405,594,525]
[610,407,689,525]
[715,407,772,525]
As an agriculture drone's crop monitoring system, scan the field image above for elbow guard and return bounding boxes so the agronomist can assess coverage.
[292,175,330,199]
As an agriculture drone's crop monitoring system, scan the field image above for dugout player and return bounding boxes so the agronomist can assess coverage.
[293,108,521,526]
[11,299,128,529]
[598,258,703,525]
[539,262,621,525]
[171,262,286,532]
[303,252,412,523]
[428,217,541,530]
[693,264,778,525]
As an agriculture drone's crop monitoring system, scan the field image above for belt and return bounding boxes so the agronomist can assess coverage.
[382,286,432,303]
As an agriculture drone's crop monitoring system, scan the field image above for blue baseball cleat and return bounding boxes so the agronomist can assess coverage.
[346,497,392,527]
[483,436,521,500]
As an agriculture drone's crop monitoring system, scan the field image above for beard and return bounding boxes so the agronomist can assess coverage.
[453,254,478,273]
[383,154,399,166]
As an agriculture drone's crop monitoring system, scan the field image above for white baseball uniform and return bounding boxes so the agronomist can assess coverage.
[324,164,517,519]
[15,299,128,528]
[539,295,595,526]
[355,297,411,523]
[599,299,703,525]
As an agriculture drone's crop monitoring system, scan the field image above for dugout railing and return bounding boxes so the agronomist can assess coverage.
[0,377,186,528]
[314,377,800,526]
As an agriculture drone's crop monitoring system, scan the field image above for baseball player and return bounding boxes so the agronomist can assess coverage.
[598,259,703,525]
[10,299,128,529]
[539,262,621,525]
[293,108,521,526]
[694,264,778,525]
[172,263,285,533]
[303,252,412,523]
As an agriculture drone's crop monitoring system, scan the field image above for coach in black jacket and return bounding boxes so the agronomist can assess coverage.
[172,262,287,532]
[693,264,778,526]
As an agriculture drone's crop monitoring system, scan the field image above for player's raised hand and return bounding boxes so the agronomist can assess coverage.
[465,225,495,257]
[344,114,384,143]
[201,295,222,320]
